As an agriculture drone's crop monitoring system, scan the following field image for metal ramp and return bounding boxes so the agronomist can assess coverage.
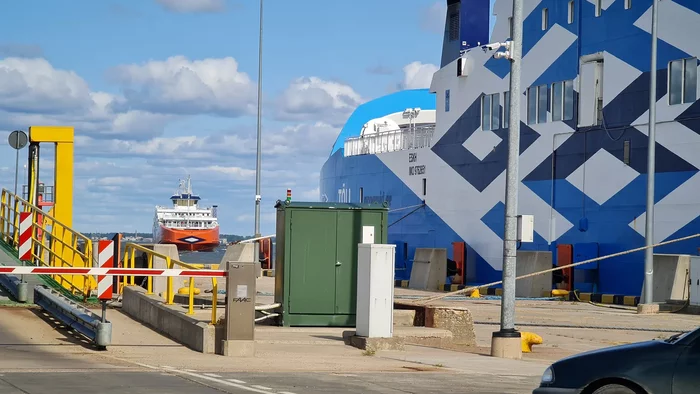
[0,241,42,303]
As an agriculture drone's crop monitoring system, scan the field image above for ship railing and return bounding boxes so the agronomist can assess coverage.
[120,242,219,324]
[343,125,436,157]
[0,188,95,298]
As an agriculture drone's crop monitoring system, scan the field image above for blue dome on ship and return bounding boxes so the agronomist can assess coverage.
[329,88,436,157]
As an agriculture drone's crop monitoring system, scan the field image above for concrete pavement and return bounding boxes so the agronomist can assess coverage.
[0,306,545,393]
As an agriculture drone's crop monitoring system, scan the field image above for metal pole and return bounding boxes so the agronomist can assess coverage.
[13,133,20,197]
[499,0,523,334]
[254,0,264,239]
[643,0,659,305]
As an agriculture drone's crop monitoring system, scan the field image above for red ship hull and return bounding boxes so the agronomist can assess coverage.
[156,225,220,252]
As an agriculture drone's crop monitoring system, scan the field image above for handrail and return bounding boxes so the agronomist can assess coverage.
[0,188,95,297]
[121,242,218,324]
[343,125,436,157]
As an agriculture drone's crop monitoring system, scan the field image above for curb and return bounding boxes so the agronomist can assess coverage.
[394,280,503,296]
[393,280,640,306]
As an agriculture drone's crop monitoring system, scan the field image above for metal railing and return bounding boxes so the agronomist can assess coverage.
[121,242,219,324]
[343,125,436,157]
[0,188,95,297]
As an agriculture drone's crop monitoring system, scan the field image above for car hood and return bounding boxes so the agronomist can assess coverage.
[555,340,671,365]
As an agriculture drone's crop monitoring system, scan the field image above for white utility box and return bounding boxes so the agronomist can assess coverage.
[690,256,700,306]
[356,243,396,338]
[517,214,535,243]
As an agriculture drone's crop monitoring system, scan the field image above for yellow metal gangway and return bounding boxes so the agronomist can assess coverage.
[120,242,219,324]
[0,188,96,297]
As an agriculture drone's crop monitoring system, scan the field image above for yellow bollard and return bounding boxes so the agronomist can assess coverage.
[552,289,570,297]
[177,286,201,295]
[469,289,481,298]
[521,332,543,353]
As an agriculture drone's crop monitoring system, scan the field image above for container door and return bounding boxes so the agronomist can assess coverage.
[288,209,337,314]
[335,211,359,314]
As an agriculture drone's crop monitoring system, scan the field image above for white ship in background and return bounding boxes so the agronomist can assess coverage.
[152,176,220,252]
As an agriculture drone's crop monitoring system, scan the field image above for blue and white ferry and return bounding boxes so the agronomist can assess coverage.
[320,0,700,296]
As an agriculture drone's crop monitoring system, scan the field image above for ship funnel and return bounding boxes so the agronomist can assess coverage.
[212,205,218,218]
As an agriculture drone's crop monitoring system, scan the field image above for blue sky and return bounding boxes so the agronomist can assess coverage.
[0,0,450,236]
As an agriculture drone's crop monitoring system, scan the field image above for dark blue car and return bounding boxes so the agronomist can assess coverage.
[533,326,700,393]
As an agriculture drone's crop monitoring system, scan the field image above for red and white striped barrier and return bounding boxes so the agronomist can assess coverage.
[18,212,32,261]
[0,266,226,277]
[97,240,114,300]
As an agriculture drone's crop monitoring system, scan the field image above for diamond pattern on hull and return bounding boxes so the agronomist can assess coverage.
[566,149,640,206]
[178,236,204,244]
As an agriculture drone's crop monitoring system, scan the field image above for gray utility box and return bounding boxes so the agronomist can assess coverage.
[273,201,389,327]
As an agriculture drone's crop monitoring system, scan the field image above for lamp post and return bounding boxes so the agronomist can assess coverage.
[254,0,264,239]
[641,0,659,311]
[482,0,524,359]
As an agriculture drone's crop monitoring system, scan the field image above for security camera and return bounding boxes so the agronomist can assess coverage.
[481,42,503,52]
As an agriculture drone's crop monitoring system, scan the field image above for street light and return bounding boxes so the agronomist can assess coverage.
[642,0,659,312]
[254,0,264,239]
[482,0,524,359]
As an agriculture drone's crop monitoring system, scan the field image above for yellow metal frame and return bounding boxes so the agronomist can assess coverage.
[121,243,219,325]
[28,126,74,227]
[0,189,95,296]
[25,126,87,292]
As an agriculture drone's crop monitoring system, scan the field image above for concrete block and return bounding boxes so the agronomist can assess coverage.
[409,248,447,291]
[342,330,405,351]
[122,286,220,353]
[222,340,255,357]
[397,327,454,349]
[641,254,691,303]
[515,251,552,298]
[637,303,660,315]
[424,306,476,346]
[393,310,416,327]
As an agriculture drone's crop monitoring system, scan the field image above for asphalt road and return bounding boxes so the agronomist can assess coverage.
[0,370,539,394]
[0,306,540,394]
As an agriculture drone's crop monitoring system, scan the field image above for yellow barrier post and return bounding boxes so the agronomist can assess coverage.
[166,256,173,305]
[188,278,195,315]
[211,279,218,325]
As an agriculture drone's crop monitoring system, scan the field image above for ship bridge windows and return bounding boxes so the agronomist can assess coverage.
[551,80,575,122]
[542,8,549,31]
[669,57,698,105]
[481,93,501,131]
[568,1,574,24]
[527,85,549,125]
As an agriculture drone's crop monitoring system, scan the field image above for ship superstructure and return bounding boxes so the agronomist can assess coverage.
[153,176,220,252]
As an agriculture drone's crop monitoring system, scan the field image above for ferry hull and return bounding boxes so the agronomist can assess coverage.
[155,225,220,252]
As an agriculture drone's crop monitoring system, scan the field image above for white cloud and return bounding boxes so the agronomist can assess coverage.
[155,0,226,13]
[421,2,446,34]
[398,61,439,90]
[0,57,93,114]
[107,56,257,117]
[274,77,364,126]
[0,57,173,140]
[0,56,344,235]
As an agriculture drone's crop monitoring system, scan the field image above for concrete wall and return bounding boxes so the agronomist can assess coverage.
[122,286,223,354]
[515,251,552,298]
[220,243,260,277]
[641,254,690,303]
[409,248,447,291]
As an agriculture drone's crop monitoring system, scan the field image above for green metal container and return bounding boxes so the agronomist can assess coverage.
[273,201,388,327]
